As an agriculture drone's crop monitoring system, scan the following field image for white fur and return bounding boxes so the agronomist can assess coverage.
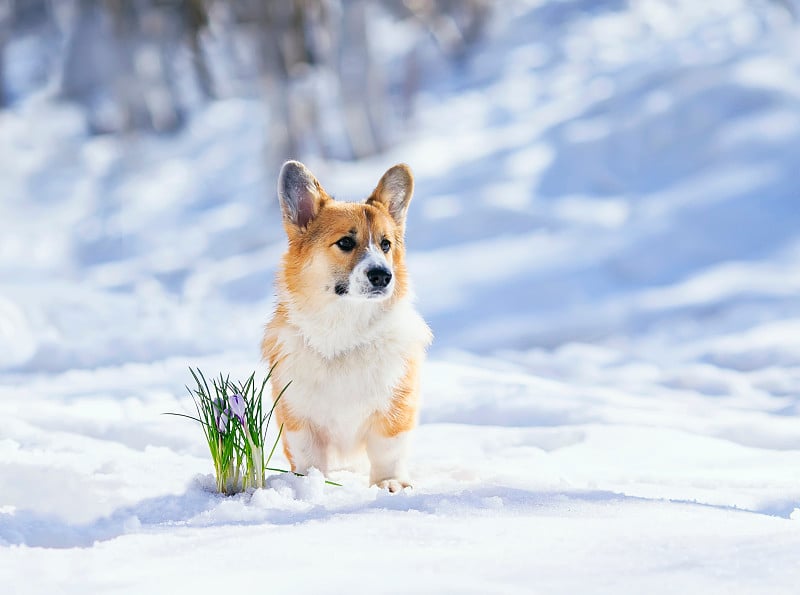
[283,424,330,475]
[367,431,412,486]
[271,295,431,474]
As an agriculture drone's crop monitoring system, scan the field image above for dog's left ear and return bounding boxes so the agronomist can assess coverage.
[368,164,414,228]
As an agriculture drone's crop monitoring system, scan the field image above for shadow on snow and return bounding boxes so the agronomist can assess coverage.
[0,479,787,550]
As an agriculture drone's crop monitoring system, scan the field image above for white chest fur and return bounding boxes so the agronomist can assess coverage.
[271,297,431,454]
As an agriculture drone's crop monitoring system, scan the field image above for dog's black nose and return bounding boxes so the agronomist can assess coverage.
[367,267,392,288]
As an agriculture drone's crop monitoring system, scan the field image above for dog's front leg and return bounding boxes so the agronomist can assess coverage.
[366,430,411,493]
[283,425,330,477]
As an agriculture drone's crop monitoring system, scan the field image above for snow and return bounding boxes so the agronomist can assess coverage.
[3,1,800,592]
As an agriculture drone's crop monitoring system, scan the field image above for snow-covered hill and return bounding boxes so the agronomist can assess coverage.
[2,1,800,592]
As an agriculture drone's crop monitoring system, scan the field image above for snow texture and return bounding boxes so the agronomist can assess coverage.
[3,1,800,593]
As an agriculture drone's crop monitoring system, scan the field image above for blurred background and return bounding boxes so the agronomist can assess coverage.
[1,0,799,382]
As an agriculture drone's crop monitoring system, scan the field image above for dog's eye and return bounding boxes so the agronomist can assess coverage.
[380,239,391,253]
[336,237,356,252]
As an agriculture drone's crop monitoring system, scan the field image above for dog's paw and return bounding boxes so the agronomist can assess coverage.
[375,479,412,493]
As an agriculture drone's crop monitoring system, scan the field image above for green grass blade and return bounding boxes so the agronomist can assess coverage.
[161,412,208,426]
[265,423,283,468]
[264,467,342,487]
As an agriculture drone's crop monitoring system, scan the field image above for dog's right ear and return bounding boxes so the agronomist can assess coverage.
[277,160,326,230]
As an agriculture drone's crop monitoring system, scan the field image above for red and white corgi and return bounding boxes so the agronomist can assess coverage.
[261,161,432,492]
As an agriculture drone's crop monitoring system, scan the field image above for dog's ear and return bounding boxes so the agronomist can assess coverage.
[368,164,414,228]
[277,160,327,230]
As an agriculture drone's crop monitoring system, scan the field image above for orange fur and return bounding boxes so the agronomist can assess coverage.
[262,310,305,428]
[371,355,422,437]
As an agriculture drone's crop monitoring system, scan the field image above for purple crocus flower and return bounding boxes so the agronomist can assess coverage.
[228,393,246,425]
[212,397,231,433]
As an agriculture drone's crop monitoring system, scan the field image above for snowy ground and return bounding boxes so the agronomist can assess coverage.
[3,1,800,592]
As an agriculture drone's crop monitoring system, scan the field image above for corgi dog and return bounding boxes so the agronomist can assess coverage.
[261,161,432,492]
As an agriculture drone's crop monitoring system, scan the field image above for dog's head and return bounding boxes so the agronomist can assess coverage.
[276,161,414,305]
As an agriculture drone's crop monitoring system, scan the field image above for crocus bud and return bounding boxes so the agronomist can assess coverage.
[213,397,231,433]
[228,393,246,425]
